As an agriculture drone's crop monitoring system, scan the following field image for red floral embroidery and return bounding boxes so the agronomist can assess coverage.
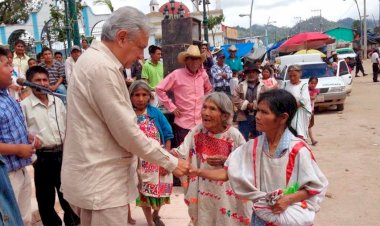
[219,207,251,225]
[194,133,232,162]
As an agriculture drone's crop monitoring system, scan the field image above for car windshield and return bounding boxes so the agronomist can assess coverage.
[336,49,354,54]
[299,63,335,79]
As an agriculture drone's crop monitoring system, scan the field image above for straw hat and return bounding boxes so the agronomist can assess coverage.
[211,46,222,55]
[228,45,238,52]
[178,45,206,64]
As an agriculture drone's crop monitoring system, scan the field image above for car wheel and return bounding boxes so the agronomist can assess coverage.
[337,104,344,111]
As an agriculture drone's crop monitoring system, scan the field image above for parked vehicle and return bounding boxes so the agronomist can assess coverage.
[336,48,356,68]
[335,59,353,94]
[277,61,347,111]
[277,54,352,94]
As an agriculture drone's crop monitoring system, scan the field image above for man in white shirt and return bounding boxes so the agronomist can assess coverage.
[371,49,380,82]
[65,45,82,85]
[61,7,189,226]
[20,66,80,226]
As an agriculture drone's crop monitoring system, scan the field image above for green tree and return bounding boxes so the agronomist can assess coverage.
[93,0,114,12]
[352,20,360,32]
[208,14,225,46]
[45,0,83,48]
[0,0,41,24]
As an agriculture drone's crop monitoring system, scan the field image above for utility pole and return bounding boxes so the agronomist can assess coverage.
[311,9,322,32]
[202,0,208,42]
[363,0,367,59]
[64,0,71,50]
[249,0,254,42]
[68,0,80,47]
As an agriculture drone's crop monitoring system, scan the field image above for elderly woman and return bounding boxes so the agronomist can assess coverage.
[193,89,328,226]
[283,65,312,139]
[173,92,252,226]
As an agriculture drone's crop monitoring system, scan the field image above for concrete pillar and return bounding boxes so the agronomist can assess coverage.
[0,24,7,45]
[82,3,91,37]
[0,23,8,46]
[31,11,42,53]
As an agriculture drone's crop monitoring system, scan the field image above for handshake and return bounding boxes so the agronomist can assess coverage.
[171,150,227,177]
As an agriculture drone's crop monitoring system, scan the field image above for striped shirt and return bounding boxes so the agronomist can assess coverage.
[0,89,31,172]
[39,60,66,85]
[211,63,233,88]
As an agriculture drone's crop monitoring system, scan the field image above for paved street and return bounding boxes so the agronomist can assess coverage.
[31,59,380,226]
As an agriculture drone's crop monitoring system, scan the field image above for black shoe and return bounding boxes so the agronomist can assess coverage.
[374,80,379,83]
[363,73,368,76]
[355,74,360,77]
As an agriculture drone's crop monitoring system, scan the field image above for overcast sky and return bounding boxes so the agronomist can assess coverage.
[88,0,380,28]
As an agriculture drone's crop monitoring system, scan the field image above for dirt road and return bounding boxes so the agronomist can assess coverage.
[314,59,380,225]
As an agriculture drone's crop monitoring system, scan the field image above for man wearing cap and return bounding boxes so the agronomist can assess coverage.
[211,52,232,94]
[225,45,243,72]
[232,62,264,140]
[156,45,212,146]
[65,45,82,85]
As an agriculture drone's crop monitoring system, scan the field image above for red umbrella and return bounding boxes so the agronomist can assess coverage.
[278,32,335,53]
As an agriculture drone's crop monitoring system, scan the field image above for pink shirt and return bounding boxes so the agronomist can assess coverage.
[309,87,320,110]
[156,67,212,130]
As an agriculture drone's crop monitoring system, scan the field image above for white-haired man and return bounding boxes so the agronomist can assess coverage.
[61,6,190,226]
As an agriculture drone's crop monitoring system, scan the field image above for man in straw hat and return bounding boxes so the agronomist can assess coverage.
[156,45,212,146]
[61,7,190,226]
[226,45,243,72]
[232,62,264,140]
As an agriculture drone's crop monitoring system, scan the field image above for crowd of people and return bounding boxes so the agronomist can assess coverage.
[0,6,332,226]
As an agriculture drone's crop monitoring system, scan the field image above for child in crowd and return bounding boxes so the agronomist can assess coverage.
[28,58,38,68]
[260,65,278,91]
[129,80,174,226]
[308,76,319,145]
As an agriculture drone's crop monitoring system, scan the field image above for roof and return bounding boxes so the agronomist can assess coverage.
[150,0,159,5]
[324,27,354,42]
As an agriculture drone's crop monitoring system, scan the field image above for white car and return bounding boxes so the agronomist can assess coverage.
[336,48,357,59]
[334,59,353,94]
[277,61,347,111]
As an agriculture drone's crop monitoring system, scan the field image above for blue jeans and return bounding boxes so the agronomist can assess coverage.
[0,157,23,226]
[238,114,261,141]
[55,84,67,104]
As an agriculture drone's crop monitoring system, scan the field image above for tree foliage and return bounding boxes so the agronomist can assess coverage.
[43,0,83,47]
[0,0,42,24]
[208,14,225,45]
[93,0,114,13]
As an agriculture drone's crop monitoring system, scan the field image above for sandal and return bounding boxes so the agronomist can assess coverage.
[153,216,165,226]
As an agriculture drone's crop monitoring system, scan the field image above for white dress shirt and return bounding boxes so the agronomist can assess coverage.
[21,93,66,147]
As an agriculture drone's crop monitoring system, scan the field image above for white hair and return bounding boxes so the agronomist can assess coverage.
[101,6,150,41]
[204,92,234,125]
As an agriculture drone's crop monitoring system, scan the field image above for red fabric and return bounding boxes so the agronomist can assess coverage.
[286,141,316,184]
[252,138,258,187]
[194,133,232,161]
[278,32,335,53]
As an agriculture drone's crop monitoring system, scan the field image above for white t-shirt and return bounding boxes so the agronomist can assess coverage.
[371,52,379,63]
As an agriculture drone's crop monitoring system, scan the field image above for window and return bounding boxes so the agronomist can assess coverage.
[339,61,349,76]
